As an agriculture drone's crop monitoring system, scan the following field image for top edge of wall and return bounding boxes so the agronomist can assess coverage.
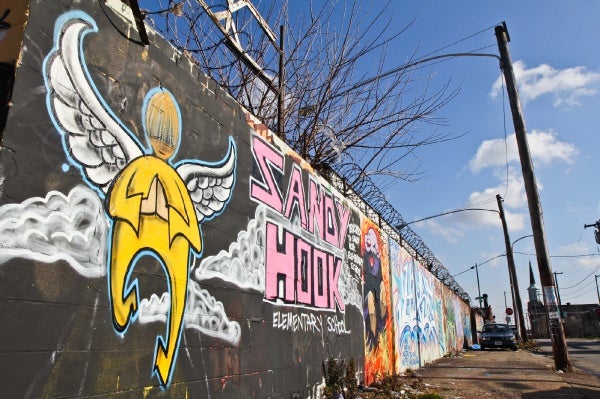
[103,0,238,109]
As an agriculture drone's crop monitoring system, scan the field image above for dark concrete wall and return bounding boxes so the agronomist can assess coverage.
[0,1,474,397]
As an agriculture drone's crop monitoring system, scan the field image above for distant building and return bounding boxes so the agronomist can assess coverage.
[561,303,600,338]
[527,261,599,338]
[527,262,548,338]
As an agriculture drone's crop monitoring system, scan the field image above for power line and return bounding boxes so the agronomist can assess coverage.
[397,207,498,229]
[335,20,502,98]
[552,227,588,274]
[453,252,600,278]
[411,43,498,72]
[420,23,498,60]
[453,254,506,277]
[412,23,502,208]
[336,51,500,98]
[561,279,597,301]
[513,251,600,258]
[560,264,600,290]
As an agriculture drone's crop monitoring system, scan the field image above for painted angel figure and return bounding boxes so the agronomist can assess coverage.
[43,11,236,387]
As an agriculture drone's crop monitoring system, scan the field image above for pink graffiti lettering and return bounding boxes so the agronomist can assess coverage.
[265,221,343,311]
[308,178,324,237]
[312,248,328,308]
[283,165,308,228]
[336,201,350,248]
[250,135,350,250]
[323,194,337,246]
[308,182,349,249]
[328,255,344,311]
[250,136,284,212]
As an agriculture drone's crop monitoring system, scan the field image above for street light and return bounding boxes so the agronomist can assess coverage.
[509,234,534,342]
[584,220,600,244]
[512,234,534,249]
[496,23,570,371]
[396,207,498,230]
[399,204,516,320]
[595,275,600,305]
[454,254,506,321]
[497,195,528,343]
[471,263,483,309]
[396,206,497,314]
[396,206,498,311]
[388,23,571,370]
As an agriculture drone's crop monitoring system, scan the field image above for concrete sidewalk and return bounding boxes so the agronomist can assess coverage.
[408,348,600,398]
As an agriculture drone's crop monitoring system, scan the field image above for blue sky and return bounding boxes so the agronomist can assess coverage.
[142,1,600,322]
[380,1,600,321]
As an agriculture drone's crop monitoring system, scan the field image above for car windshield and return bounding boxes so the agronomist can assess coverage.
[482,324,509,333]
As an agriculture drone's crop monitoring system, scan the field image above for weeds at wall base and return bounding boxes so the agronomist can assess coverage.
[322,357,442,399]
[519,339,540,352]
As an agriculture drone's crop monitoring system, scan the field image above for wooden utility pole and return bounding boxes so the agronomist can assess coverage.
[496,194,527,342]
[474,263,482,309]
[495,23,571,371]
[553,271,564,314]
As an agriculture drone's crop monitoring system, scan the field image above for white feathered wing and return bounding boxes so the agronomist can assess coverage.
[44,15,143,195]
[176,138,237,223]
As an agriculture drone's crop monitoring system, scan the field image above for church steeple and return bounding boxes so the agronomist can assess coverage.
[527,261,539,302]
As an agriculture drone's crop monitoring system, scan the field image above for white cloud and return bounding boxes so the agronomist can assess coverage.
[435,128,576,245]
[422,218,464,244]
[554,242,599,270]
[458,168,529,231]
[469,130,577,173]
[420,169,527,243]
[490,61,600,108]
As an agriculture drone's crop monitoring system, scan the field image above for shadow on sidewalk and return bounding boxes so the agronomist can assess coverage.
[410,349,600,398]
[523,386,600,399]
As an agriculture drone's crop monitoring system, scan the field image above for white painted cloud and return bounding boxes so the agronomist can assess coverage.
[469,130,577,173]
[0,185,109,277]
[139,281,242,345]
[490,61,600,107]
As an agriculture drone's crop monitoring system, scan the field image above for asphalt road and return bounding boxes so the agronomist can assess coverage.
[411,347,600,399]
[537,338,600,378]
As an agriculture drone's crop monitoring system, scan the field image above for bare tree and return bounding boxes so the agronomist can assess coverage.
[140,0,459,188]
[136,0,471,301]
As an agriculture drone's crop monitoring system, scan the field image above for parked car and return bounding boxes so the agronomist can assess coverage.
[479,323,518,351]
[508,325,520,341]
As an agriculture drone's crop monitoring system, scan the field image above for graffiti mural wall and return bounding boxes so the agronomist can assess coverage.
[389,238,477,372]
[442,285,473,353]
[0,1,475,397]
[361,219,393,384]
[390,240,448,372]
